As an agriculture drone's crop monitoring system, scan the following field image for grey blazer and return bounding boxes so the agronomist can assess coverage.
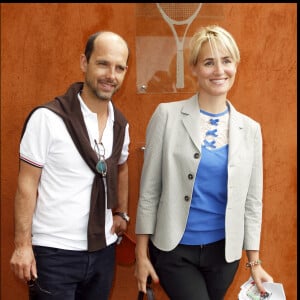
[135,94,263,262]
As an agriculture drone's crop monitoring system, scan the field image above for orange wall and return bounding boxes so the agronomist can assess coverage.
[1,3,297,299]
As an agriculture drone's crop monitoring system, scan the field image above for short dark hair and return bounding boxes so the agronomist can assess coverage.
[84,32,101,63]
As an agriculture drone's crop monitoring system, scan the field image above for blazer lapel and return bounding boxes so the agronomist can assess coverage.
[228,101,244,164]
[181,94,202,152]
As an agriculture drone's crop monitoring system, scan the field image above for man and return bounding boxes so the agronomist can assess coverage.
[10,31,130,300]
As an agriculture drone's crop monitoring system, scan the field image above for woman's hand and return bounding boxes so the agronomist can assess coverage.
[250,265,273,294]
[134,256,159,294]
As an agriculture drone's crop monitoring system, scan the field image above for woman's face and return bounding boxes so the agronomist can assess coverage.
[191,40,237,97]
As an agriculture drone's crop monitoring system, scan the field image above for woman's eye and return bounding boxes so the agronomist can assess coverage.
[204,61,214,66]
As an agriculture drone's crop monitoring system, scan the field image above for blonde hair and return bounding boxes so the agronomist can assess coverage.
[189,25,240,66]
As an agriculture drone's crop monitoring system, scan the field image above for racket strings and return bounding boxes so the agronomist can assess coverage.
[158,4,201,21]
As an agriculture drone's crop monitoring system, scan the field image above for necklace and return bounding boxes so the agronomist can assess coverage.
[94,139,107,176]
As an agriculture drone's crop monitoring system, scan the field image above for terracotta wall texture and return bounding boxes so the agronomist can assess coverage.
[1,3,297,300]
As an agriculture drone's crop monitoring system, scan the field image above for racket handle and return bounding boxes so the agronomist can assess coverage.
[176,48,184,89]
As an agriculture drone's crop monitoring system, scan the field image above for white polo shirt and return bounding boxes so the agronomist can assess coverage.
[20,94,130,250]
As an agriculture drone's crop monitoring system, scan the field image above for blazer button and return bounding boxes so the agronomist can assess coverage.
[188,174,193,180]
[184,196,190,201]
[194,153,200,159]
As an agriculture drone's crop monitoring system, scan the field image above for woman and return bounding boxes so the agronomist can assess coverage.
[135,25,273,300]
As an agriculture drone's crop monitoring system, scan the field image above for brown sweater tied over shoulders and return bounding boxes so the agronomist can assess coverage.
[21,82,128,251]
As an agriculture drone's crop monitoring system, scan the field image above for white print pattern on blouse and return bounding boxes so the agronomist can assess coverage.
[199,108,229,150]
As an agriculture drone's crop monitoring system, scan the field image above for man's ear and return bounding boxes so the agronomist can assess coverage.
[80,54,88,72]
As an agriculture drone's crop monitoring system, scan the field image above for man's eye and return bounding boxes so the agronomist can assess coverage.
[116,66,125,72]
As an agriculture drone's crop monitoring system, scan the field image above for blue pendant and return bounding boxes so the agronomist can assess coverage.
[96,160,107,175]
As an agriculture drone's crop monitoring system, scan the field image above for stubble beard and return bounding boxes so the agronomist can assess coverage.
[85,78,118,102]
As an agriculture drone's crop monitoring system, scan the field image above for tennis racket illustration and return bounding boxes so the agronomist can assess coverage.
[156,3,202,89]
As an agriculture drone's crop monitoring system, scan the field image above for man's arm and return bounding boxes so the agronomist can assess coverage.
[116,162,128,212]
[10,160,42,282]
[111,162,129,235]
